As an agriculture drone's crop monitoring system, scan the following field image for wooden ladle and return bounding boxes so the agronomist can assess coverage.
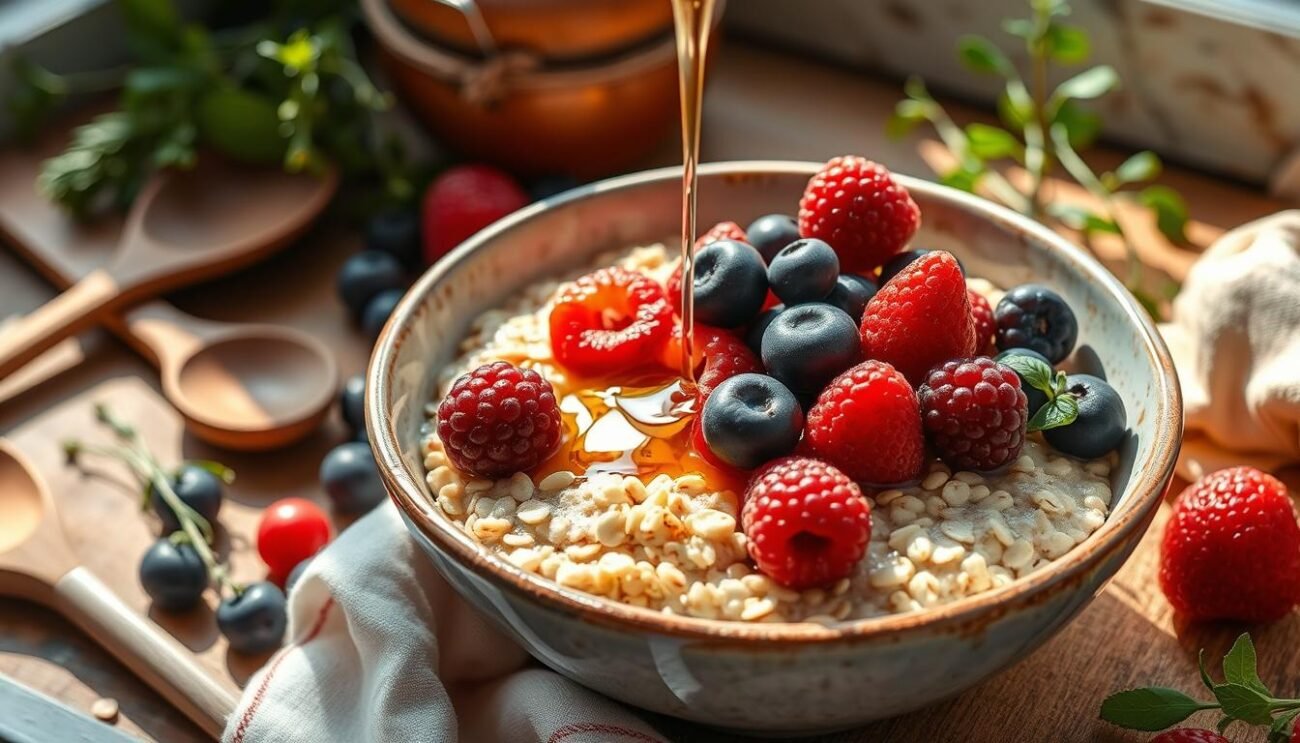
[0,439,235,737]
[0,157,336,382]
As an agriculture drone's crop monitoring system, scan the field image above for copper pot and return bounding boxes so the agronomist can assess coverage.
[388,0,673,61]
[361,0,724,178]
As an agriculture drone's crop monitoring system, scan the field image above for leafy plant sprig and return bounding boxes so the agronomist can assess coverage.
[1101,633,1300,741]
[63,404,243,596]
[888,0,1189,318]
[998,354,1078,431]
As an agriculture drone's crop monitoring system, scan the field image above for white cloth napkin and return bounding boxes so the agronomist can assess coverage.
[1158,210,1300,480]
[223,501,667,743]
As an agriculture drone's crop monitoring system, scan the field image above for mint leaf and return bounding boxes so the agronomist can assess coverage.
[965,123,1021,160]
[1028,394,1079,432]
[1100,687,1203,731]
[1222,634,1269,695]
[1139,185,1190,244]
[1213,683,1273,725]
[1267,708,1300,743]
[1051,99,1102,149]
[1045,24,1091,64]
[958,36,1011,75]
[997,354,1054,395]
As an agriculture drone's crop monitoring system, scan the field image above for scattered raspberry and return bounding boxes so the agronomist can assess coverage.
[1149,730,1229,743]
[797,155,920,273]
[422,164,528,265]
[919,357,1027,472]
[659,324,762,398]
[804,360,925,484]
[859,250,976,384]
[969,289,996,353]
[436,361,562,478]
[549,267,673,376]
[1159,466,1300,623]
[695,221,748,249]
[741,456,871,589]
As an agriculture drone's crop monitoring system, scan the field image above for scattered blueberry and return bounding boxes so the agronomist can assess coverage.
[767,238,839,304]
[285,557,311,593]
[361,287,404,340]
[701,373,803,469]
[745,214,801,263]
[761,304,861,394]
[879,248,965,285]
[1044,374,1127,458]
[823,273,877,323]
[139,539,208,612]
[320,442,386,515]
[337,251,406,319]
[365,209,420,269]
[217,581,288,655]
[994,284,1079,363]
[529,174,580,201]
[150,465,224,534]
[339,375,366,438]
[994,347,1052,415]
[692,239,769,328]
[746,305,784,356]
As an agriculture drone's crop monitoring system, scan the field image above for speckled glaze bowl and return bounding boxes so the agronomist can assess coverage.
[367,161,1182,734]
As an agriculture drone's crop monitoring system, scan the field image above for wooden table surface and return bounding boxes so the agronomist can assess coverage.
[1,43,1297,742]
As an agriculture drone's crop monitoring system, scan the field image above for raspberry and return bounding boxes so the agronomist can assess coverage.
[1149,730,1230,743]
[918,357,1028,472]
[859,250,976,385]
[741,456,871,589]
[798,156,920,273]
[695,221,748,249]
[421,165,528,265]
[659,324,762,398]
[804,360,925,484]
[1159,466,1300,623]
[969,289,996,353]
[436,361,562,478]
[549,267,673,376]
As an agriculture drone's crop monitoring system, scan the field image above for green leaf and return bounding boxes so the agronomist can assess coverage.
[1198,649,1215,693]
[1113,151,1162,185]
[1002,18,1035,41]
[1267,708,1300,743]
[1047,203,1119,235]
[197,87,285,165]
[887,99,930,139]
[1045,24,1091,64]
[903,75,930,101]
[997,354,1055,396]
[124,66,202,95]
[118,0,180,40]
[1028,394,1079,432]
[965,123,1022,160]
[1221,634,1269,695]
[940,164,984,193]
[1138,185,1190,244]
[1053,65,1119,102]
[997,90,1031,131]
[1099,687,1203,731]
[958,36,1011,75]
[1051,100,1102,149]
[1213,683,1273,725]
[184,459,237,485]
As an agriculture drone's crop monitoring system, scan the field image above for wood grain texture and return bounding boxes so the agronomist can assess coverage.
[0,43,1296,743]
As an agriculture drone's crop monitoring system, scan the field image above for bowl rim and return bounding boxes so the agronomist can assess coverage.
[368,160,1183,645]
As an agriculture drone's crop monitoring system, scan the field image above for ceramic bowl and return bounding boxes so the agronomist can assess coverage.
[367,161,1182,734]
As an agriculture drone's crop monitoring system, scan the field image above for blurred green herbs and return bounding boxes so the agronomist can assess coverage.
[9,0,417,217]
[888,0,1189,317]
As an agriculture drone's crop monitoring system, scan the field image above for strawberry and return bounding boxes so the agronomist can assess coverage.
[804,360,925,484]
[798,155,920,273]
[422,165,528,265]
[859,250,976,385]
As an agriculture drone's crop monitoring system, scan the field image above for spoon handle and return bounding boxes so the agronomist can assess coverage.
[0,270,121,380]
[54,566,238,739]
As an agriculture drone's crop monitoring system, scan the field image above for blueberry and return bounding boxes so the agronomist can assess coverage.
[692,239,769,328]
[745,214,801,263]
[761,304,861,394]
[823,273,877,323]
[337,251,406,319]
[139,539,208,612]
[217,581,287,655]
[767,238,839,304]
[994,348,1052,415]
[529,174,580,201]
[365,209,420,269]
[701,373,803,469]
[150,465,224,534]
[361,288,404,340]
[320,441,386,515]
[285,558,311,593]
[339,375,366,437]
[746,305,784,356]
[994,284,1078,363]
[1044,374,1127,459]
[879,249,966,285]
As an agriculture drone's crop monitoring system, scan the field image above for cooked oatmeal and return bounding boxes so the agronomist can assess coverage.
[420,244,1116,623]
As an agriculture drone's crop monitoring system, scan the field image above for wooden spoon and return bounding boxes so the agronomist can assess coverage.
[0,439,236,738]
[0,157,336,381]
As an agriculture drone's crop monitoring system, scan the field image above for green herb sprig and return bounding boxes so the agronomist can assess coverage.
[1101,633,1300,741]
[888,0,1189,319]
[998,354,1078,430]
